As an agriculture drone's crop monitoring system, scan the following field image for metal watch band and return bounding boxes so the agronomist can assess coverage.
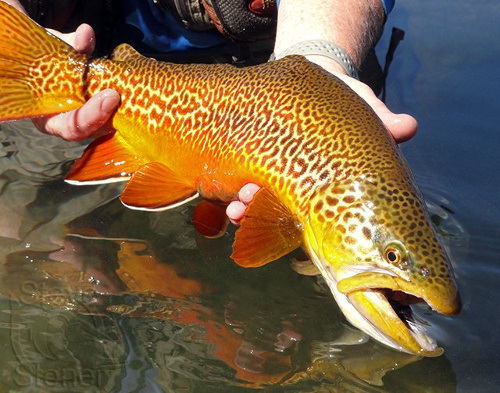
[272,40,359,80]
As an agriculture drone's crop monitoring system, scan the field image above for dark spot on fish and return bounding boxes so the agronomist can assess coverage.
[343,195,355,204]
[362,227,372,239]
[326,196,339,206]
[345,236,356,244]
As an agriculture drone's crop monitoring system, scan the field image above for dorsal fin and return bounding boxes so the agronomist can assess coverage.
[109,43,147,62]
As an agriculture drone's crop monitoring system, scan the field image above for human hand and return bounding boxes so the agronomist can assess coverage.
[226,59,418,225]
[303,55,419,143]
[333,71,418,143]
[34,24,121,141]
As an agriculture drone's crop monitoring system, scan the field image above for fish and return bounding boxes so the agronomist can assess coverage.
[0,2,460,356]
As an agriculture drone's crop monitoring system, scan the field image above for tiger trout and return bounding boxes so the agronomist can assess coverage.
[0,2,459,356]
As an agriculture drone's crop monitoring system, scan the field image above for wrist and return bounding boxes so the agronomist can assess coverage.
[305,54,348,75]
[274,0,385,70]
[271,40,358,79]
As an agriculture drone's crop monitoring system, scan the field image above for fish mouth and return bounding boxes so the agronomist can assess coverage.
[303,241,459,356]
[335,272,460,357]
[385,289,440,353]
[338,288,441,356]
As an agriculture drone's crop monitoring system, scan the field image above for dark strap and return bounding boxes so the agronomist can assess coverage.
[202,0,277,42]
[153,0,278,42]
[153,0,213,31]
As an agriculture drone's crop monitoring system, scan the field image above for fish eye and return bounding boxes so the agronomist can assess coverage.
[385,248,401,263]
[383,242,408,265]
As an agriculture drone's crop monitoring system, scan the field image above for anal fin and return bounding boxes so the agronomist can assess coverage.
[231,188,303,267]
[121,162,198,211]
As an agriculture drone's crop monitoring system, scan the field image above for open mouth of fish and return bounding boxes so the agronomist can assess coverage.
[307,256,456,356]
[385,289,440,351]
[386,290,424,330]
[339,285,443,357]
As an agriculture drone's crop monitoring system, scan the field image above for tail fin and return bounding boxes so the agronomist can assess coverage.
[0,2,88,121]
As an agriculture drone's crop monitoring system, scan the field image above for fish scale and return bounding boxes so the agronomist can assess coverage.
[0,2,459,356]
[86,46,374,208]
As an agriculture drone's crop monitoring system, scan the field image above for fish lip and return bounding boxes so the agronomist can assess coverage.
[337,268,461,316]
[384,290,440,352]
[345,288,443,356]
[337,270,455,356]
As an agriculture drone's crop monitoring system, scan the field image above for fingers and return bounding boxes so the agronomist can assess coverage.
[226,201,247,225]
[304,56,418,144]
[238,183,261,204]
[376,110,418,143]
[334,73,418,143]
[33,89,121,141]
[73,23,96,55]
[226,183,261,224]
[34,23,108,140]
[47,23,96,55]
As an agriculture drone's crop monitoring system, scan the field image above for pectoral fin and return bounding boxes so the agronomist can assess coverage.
[193,200,229,238]
[291,257,321,276]
[231,188,303,267]
[121,162,198,211]
[66,134,144,185]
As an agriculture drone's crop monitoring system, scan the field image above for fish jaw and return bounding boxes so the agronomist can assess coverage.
[345,290,443,356]
[337,271,460,316]
[304,244,446,356]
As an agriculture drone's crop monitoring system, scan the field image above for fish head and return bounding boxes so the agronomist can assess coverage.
[303,174,460,356]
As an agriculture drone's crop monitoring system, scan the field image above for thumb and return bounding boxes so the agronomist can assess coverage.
[335,73,418,143]
[47,23,96,56]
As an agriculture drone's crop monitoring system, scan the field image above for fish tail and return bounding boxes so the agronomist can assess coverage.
[0,2,88,122]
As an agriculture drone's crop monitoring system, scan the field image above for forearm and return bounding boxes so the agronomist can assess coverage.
[274,0,385,73]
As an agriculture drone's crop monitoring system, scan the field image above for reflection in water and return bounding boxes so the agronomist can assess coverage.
[0,121,459,392]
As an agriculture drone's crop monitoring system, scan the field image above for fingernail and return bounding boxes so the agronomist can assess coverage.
[100,94,118,113]
[226,201,245,223]
[238,183,260,204]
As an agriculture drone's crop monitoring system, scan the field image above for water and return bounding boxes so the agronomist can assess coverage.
[0,0,499,391]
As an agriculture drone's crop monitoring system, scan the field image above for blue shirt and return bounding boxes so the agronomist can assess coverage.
[116,0,226,53]
[117,0,395,53]
[382,0,395,15]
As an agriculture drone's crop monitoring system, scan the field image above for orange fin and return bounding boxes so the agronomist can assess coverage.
[193,200,229,238]
[0,2,86,121]
[110,43,146,62]
[65,134,143,185]
[291,256,321,276]
[121,162,198,211]
[231,188,302,267]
